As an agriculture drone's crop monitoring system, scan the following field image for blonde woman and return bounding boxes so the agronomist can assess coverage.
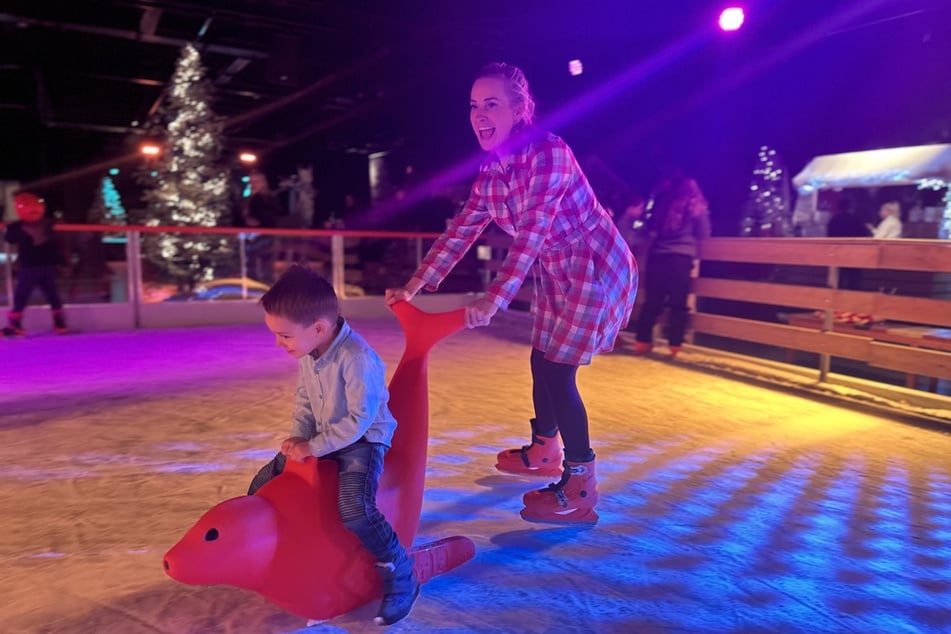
[386,62,638,524]
[869,201,902,239]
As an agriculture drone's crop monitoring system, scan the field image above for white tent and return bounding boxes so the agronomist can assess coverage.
[790,144,951,239]
[793,144,951,191]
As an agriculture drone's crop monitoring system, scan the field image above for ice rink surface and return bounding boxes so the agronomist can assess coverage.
[2,309,949,633]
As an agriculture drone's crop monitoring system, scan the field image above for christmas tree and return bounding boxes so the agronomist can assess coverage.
[89,172,127,225]
[741,146,792,237]
[134,43,232,290]
[88,172,128,243]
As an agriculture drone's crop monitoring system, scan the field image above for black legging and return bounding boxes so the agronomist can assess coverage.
[530,347,592,463]
[635,252,693,347]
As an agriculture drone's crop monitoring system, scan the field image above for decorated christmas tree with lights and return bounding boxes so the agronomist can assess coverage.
[89,173,127,225]
[135,43,232,290]
[740,145,792,237]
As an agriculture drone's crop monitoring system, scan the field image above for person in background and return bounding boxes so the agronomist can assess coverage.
[613,191,648,262]
[385,62,637,524]
[633,168,711,358]
[868,200,902,239]
[827,195,868,238]
[3,192,68,336]
[241,170,283,229]
[249,265,418,625]
[239,170,284,281]
[826,195,868,290]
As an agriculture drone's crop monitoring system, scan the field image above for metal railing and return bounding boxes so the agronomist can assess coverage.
[1,223,452,330]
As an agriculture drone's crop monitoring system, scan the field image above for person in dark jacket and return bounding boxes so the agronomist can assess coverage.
[240,171,283,229]
[3,192,68,336]
[826,195,868,290]
[238,171,284,282]
[633,169,711,358]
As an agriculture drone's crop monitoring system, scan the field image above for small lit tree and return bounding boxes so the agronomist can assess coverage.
[88,172,128,243]
[89,173,127,223]
[134,43,232,291]
[741,145,792,237]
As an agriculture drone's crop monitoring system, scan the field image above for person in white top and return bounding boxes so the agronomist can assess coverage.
[868,201,903,239]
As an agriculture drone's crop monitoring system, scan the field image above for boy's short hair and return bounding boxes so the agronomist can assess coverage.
[260,265,339,325]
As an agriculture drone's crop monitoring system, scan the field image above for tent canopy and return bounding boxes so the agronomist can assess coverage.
[793,144,951,191]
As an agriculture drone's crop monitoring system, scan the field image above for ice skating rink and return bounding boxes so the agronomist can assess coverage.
[2,308,950,634]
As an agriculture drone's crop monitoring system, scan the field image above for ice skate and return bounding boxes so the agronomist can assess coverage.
[52,309,68,335]
[520,457,599,524]
[632,341,652,356]
[3,312,25,337]
[495,418,563,477]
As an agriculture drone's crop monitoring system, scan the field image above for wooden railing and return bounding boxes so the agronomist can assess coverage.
[476,235,951,391]
[693,238,951,386]
[5,223,949,391]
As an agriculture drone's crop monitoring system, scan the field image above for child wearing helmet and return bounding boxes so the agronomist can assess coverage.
[3,192,68,336]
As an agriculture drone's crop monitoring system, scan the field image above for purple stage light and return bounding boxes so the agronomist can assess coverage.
[568,59,584,76]
[719,7,745,32]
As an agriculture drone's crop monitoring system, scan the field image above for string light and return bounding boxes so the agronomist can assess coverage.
[742,145,792,236]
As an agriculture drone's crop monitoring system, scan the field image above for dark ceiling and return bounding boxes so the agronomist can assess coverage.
[1,1,460,178]
[1,0,949,220]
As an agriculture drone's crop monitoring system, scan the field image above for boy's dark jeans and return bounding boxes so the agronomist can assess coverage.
[248,440,405,564]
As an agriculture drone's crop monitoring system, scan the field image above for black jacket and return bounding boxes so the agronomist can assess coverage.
[4,218,65,267]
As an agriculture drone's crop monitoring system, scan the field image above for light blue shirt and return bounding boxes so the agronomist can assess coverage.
[291,318,397,457]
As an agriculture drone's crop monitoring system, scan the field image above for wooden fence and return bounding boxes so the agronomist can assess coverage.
[479,235,950,391]
[693,238,951,386]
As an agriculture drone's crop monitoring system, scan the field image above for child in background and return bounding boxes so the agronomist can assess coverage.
[248,264,418,626]
[3,192,68,336]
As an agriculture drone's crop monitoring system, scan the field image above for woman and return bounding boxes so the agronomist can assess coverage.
[633,169,711,358]
[869,201,902,239]
[385,62,637,524]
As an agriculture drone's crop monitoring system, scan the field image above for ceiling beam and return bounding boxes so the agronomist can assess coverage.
[139,7,162,36]
[0,12,269,59]
[74,71,165,87]
[224,49,391,134]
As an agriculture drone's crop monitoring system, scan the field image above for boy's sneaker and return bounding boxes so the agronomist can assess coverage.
[374,556,420,626]
[2,325,24,337]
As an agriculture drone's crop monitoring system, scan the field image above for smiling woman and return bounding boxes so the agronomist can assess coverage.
[468,63,536,155]
[385,61,638,525]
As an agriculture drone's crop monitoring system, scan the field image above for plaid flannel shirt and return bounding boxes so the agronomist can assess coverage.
[415,131,637,365]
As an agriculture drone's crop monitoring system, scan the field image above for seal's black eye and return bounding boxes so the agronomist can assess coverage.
[204,528,220,542]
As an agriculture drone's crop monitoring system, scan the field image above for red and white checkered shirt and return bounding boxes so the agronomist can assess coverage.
[415,131,638,365]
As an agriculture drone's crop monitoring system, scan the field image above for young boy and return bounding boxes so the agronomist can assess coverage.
[248,264,419,625]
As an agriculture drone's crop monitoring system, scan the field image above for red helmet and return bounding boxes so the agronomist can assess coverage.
[13,192,46,221]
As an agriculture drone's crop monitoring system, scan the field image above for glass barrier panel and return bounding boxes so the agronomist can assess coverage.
[136,230,253,302]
